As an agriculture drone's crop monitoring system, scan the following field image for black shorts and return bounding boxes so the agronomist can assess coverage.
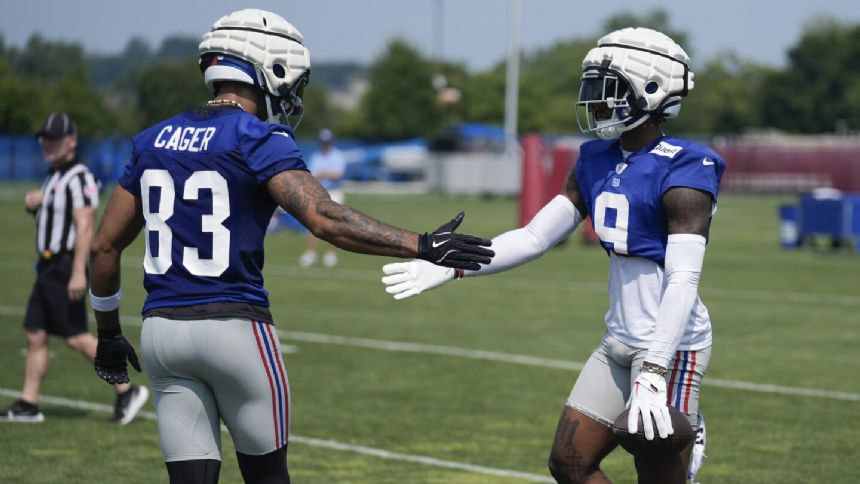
[24,253,88,337]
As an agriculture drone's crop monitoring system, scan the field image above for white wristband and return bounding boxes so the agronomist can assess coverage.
[89,289,122,312]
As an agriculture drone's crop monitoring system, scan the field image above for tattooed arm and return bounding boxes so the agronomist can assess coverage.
[267,170,419,257]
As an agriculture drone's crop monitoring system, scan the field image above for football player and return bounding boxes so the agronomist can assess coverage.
[87,9,492,484]
[382,27,724,483]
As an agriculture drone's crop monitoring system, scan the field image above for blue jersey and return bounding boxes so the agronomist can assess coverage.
[119,107,307,313]
[575,136,726,266]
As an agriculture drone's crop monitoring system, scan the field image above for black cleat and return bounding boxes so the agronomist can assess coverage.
[0,399,45,423]
[113,385,149,425]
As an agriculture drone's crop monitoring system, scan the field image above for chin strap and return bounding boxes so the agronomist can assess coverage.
[254,67,309,128]
[276,71,309,129]
[279,96,304,129]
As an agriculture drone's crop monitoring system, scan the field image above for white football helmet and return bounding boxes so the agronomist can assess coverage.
[575,27,694,140]
[199,8,311,126]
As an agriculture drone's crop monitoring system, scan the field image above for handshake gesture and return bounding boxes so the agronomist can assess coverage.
[385,212,492,300]
[416,212,493,271]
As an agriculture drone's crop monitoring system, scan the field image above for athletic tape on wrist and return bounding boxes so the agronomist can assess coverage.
[89,289,122,312]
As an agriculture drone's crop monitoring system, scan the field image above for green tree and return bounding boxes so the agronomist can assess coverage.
[11,34,86,81]
[0,56,114,136]
[462,64,506,126]
[761,17,860,133]
[51,64,118,137]
[136,60,210,128]
[0,58,46,133]
[88,37,153,90]
[431,61,469,126]
[462,38,592,135]
[675,52,767,135]
[296,84,343,140]
[358,39,443,140]
[845,77,860,131]
[520,39,593,134]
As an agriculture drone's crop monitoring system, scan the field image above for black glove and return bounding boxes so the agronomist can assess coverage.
[94,328,142,385]
[417,212,494,271]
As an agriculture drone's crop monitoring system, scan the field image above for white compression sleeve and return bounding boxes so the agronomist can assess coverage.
[645,234,707,368]
[464,195,583,277]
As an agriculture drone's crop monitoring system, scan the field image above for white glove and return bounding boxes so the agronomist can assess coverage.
[627,371,673,440]
[381,260,455,300]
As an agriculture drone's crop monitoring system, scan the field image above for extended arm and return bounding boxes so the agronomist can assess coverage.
[469,168,589,276]
[268,169,417,256]
[89,186,144,384]
[267,170,492,269]
[463,194,582,276]
[382,170,587,299]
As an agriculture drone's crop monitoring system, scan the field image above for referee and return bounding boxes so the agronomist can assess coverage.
[0,112,148,424]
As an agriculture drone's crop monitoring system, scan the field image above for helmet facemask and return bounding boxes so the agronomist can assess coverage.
[575,68,649,140]
[270,69,309,129]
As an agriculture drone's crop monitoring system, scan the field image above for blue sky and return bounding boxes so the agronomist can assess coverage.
[3,0,860,71]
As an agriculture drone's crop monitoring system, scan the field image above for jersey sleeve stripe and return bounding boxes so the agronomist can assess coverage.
[68,173,85,209]
[83,172,99,207]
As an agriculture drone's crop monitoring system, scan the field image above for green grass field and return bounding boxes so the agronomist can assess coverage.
[1,183,858,483]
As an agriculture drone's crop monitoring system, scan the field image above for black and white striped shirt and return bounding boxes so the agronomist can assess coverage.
[35,159,99,256]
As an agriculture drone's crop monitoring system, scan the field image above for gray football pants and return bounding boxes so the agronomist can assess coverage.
[141,317,291,462]
[566,333,711,428]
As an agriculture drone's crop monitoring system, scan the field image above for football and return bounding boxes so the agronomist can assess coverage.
[611,406,694,455]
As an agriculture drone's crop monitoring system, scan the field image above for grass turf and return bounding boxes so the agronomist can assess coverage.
[0,184,858,483]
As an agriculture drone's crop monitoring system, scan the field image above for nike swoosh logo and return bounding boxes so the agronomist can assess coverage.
[432,239,448,248]
[702,158,714,166]
[273,132,290,138]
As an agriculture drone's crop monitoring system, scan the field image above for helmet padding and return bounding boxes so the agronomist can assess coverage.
[576,27,694,139]
[199,9,311,125]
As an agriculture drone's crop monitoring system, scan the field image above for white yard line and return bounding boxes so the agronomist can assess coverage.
[0,387,553,483]
[278,331,860,402]
[281,331,584,371]
[1,304,857,402]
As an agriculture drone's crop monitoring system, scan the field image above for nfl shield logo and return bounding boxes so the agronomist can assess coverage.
[615,162,628,175]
